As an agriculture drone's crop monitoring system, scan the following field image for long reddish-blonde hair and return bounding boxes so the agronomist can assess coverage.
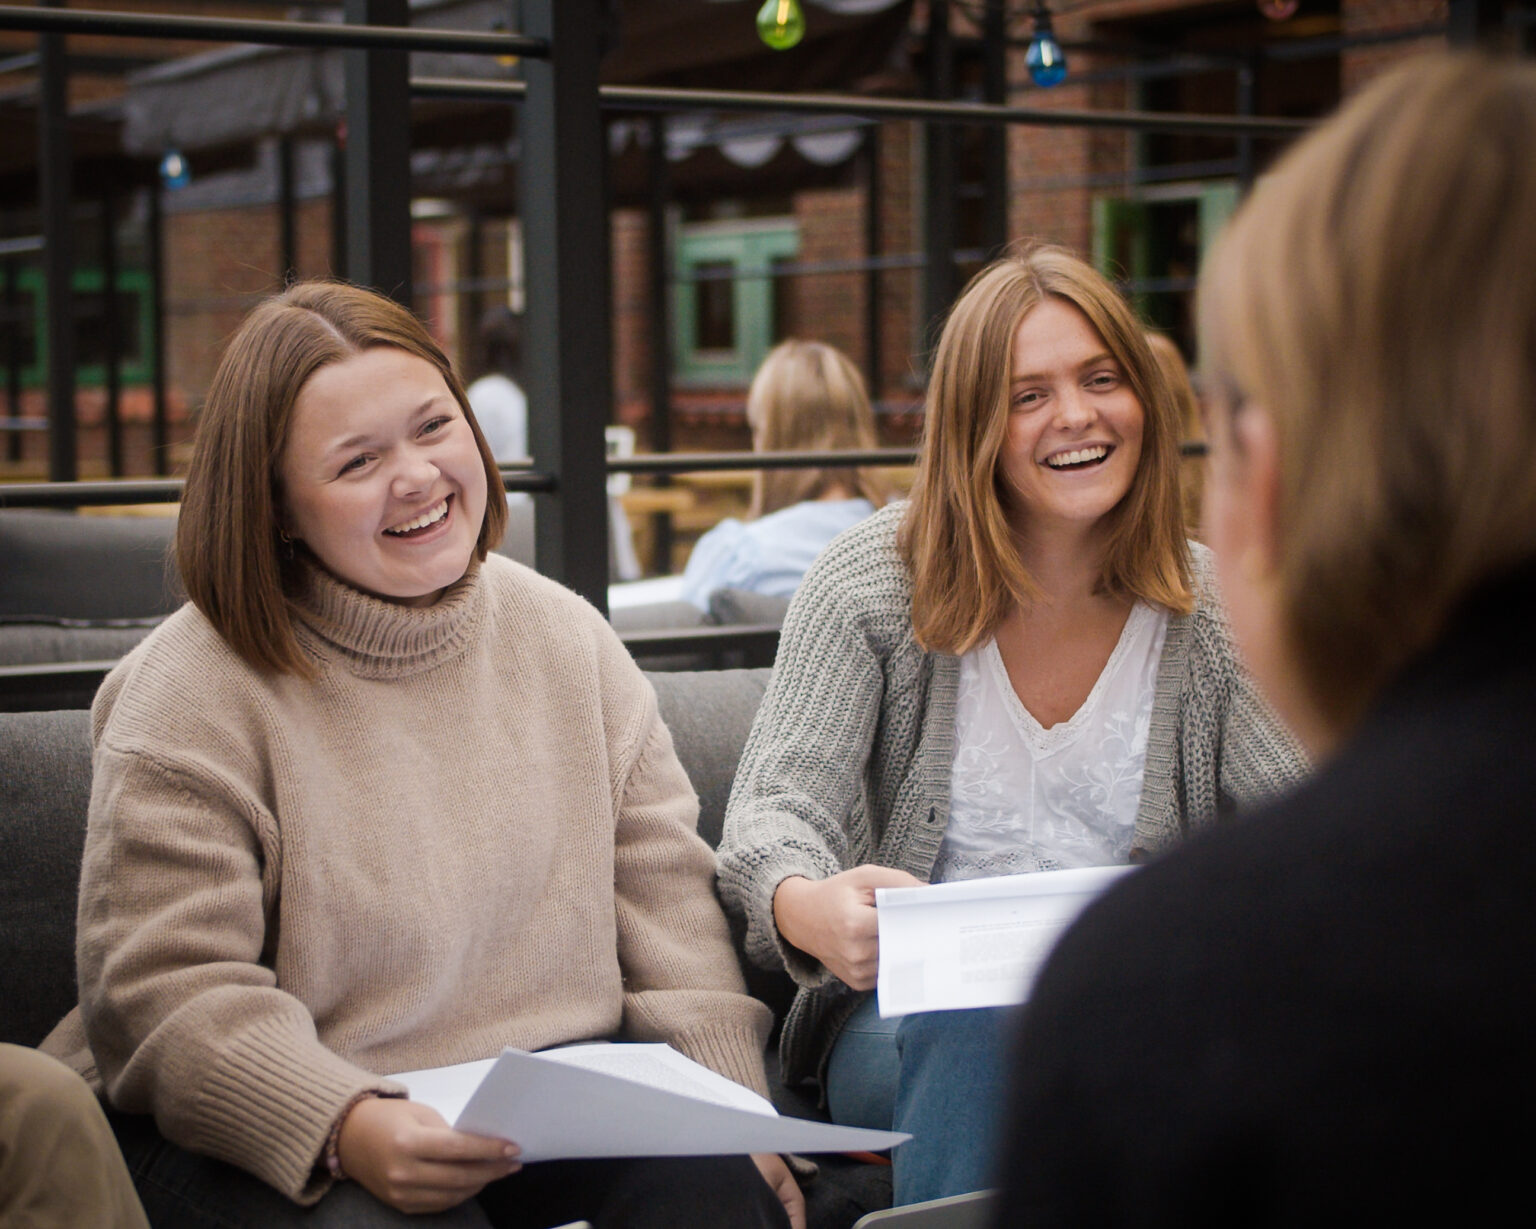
[899,246,1191,654]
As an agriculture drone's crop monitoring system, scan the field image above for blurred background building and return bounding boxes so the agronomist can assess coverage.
[0,0,1525,573]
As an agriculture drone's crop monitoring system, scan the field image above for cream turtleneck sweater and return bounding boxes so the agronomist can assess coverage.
[42,554,771,1204]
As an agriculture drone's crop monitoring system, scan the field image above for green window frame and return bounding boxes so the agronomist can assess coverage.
[672,219,799,386]
[1091,181,1240,326]
[3,266,156,389]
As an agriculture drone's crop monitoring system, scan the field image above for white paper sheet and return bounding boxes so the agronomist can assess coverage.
[392,1043,908,1163]
[875,866,1135,1017]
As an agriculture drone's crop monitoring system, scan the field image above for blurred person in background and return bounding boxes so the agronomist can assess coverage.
[465,307,527,476]
[681,340,893,611]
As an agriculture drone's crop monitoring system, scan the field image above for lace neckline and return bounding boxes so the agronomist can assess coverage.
[980,601,1158,754]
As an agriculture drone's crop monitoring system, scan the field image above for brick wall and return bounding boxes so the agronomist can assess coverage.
[790,185,865,366]
[611,208,652,431]
[1343,0,1448,92]
[163,201,302,411]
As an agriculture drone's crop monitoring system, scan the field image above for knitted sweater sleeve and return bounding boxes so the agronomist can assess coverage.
[1163,555,1311,849]
[1204,616,1311,813]
[596,631,774,1099]
[716,517,897,989]
[78,659,398,1206]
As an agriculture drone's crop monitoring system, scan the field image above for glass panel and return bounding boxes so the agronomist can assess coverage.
[693,260,736,352]
[770,256,795,345]
[75,289,145,370]
[0,286,38,376]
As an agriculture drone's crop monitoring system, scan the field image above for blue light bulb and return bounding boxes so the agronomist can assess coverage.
[1026,32,1067,88]
[159,149,190,191]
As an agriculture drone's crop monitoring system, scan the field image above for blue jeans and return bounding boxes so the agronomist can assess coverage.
[824,998,1008,1206]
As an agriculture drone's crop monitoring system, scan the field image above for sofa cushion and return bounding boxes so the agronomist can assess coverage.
[646,667,767,850]
[708,588,792,628]
[489,497,536,568]
[609,600,708,635]
[0,709,91,1046]
[0,511,181,621]
[0,619,160,668]
[646,667,800,1030]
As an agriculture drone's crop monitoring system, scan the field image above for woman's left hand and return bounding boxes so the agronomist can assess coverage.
[752,1152,806,1229]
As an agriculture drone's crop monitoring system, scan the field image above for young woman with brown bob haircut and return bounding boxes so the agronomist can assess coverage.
[995,54,1536,1222]
[718,244,1307,1207]
[41,281,802,1229]
[681,339,893,610]
[175,282,508,677]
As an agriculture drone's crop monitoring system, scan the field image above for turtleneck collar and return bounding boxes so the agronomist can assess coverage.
[287,555,485,679]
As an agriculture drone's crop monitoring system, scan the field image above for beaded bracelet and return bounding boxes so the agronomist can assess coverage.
[323,1090,384,1180]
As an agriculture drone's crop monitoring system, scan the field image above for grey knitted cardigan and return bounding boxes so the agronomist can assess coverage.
[716,502,1310,1088]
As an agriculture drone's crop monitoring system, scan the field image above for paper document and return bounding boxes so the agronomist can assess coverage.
[875,866,1135,1017]
[392,1043,909,1162]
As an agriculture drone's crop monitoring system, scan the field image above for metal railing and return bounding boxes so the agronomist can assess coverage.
[410,77,1311,139]
[0,623,784,711]
[0,440,1214,508]
[0,6,543,55]
[0,0,1263,617]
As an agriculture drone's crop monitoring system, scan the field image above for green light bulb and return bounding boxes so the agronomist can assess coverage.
[757,0,805,50]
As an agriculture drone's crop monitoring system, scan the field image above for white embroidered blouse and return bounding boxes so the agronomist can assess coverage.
[934,601,1170,882]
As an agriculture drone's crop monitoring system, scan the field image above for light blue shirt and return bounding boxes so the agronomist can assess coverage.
[680,498,877,611]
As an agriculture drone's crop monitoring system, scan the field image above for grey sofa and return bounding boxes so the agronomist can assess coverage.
[0,510,183,621]
[0,669,889,1226]
[0,506,788,682]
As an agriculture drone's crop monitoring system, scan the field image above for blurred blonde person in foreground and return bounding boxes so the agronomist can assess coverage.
[996,54,1536,1225]
[681,340,893,610]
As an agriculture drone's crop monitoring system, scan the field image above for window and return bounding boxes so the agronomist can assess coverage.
[1092,183,1239,353]
[0,267,154,388]
[673,219,799,386]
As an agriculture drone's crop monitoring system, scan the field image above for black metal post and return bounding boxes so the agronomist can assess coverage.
[1447,0,1504,47]
[981,0,1009,259]
[343,0,412,303]
[1236,57,1256,191]
[39,0,76,482]
[146,182,168,475]
[330,133,347,279]
[862,130,882,402]
[465,206,485,350]
[4,260,20,464]
[923,0,958,352]
[521,0,611,611]
[101,184,123,477]
[278,134,297,284]
[646,113,673,575]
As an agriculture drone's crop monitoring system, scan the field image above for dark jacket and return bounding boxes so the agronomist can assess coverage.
[995,560,1536,1225]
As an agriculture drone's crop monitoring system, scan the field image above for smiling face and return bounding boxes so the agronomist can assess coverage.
[996,297,1145,545]
[278,346,488,607]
